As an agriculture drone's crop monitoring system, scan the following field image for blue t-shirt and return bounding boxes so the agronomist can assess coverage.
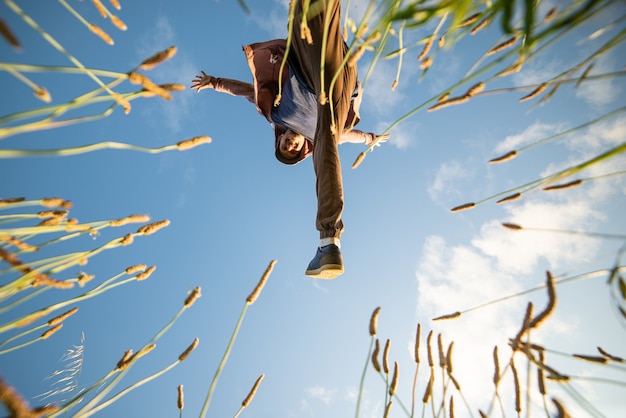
[271,67,318,140]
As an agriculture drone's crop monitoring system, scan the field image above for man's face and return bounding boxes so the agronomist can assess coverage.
[278,130,304,160]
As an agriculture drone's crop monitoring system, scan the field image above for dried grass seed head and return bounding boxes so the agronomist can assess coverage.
[139,46,177,70]
[89,24,114,45]
[246,259,276,304]
[369,306,381,336]
[48,307,79,325]
[242,374,265,408]
[184,286,202,307]
[177,384,184,410]
[41,324,63,339]
[178,338,199,361]
[176,136,212,151]
[372,338,381,372]
[136,219,170,235]
[383,339,391,374]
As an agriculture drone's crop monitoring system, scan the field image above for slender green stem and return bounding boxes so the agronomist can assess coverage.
[0,140,185,158]
[355,337,374,418]
[77,361,180,418]
[0,62,126,78]
[200,303,249,417]
[4,0,123,107]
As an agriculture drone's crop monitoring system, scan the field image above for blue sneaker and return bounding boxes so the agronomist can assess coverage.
[305,244,344,279]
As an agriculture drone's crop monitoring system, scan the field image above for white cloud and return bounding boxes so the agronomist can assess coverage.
[428,160,473,202]
[493,121,563,154]
[574,51,622,108]
[307,385,337,405]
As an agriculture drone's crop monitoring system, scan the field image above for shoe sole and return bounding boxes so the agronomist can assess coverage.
[305,264,344,280]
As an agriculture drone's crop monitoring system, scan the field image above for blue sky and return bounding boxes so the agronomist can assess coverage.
[1,1,625,417]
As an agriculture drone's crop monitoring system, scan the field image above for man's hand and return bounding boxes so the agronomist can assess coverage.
[191,71,216,92]
[369,133,390,147]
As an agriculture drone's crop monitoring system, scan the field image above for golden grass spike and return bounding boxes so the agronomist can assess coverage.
[116,349,133,369]
[246,260,276,304]
[389,362,399,396]
[382,339,391,374]
[597,346,624,362]
[511,302,534,350]
[470,17,489,35]
[496,61,522,77]
[437,333,446,368]
[383,401,392,418]
[417,37,433,61]
[510,358,521,413]
[176,136,212,151]
[139,46,177,70]
[528,271,557,329]
[543,179,583,191]
[537,349,546,395]
[135,265,156,281]
[120,233,134,246]
[492,346,500,385]
[369,306,381,337]
[450,202,475,213]
[136,219,170,235]
[110,15,127,31]
[372,338,381,372]
[520,83,547,102]
[351,152,366,169]
[489,150,517,163]
[89,24,114,45]
[92,0,107,18]
[41,324,63,339]
[32,274,74,289]
[414,323,421,363]
[572,354,607,363]
[543,8,557,23]
[77,272,94,287]
[465,82,485,97]
[178,338,199,361]
[496,193,521,204]
[486,36,518,55]
[458,12,481,28]
[125,264,147,274]
[134,343,156,361]
[109,0,121,10]
[242,374,264,408]
[48,307,78,325]
[419,56,433,70]
[0,197,25,206]
[502,222,522,230]
[177,385,184,410]
[438,36,445,48]
[0,16,21,50]
[426,330,433,367]
[433,311,462,322]
[109,214,151,227]
[184,286,202,308]
[449,396,455,418]
[446,341,454,373]
[422,369,434,403]
[34,87,51,103]
[551,398,571,418]
[129,72,172,100]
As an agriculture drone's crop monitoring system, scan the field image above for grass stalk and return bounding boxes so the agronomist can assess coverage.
[355,337,375,418]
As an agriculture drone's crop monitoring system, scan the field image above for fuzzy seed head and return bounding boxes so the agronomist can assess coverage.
[433,311,461,320]
[92,0,107,17]
[389,361,399,396]
[246,260,276,304]
[178,338,199,361]
[136,219,170,235]
[41,324,63,339]
[34,87,51,103]
[117,349,133,369]
[48,307,78,325]
[487,36,518,56]
[177,385,184,410]
[184,286,202,308]
[242,374,265,408]
[110,15,127,30]
[139,46,177,70]
[496,193,521,204]
[110,214,151,227]
[136,265,156,281]
[369,307,381,337]
[489,150,518,163]
[177,136,212,151]
[125,264,147,274]
[372,339,381,372]
[382,339,391,374]
[417,37,433,61]
[120,233,134,246]
[89,24,114,45]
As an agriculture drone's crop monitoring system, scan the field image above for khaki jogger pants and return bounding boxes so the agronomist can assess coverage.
[289,0,357,239]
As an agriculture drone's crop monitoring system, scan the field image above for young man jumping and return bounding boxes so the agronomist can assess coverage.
[191,0,387,279]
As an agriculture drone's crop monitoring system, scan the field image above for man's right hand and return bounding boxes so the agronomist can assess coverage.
[191,71,216,92]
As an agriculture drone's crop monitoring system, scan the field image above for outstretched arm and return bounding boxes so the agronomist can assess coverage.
[191,71,255,104]
[339,130,390,146]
